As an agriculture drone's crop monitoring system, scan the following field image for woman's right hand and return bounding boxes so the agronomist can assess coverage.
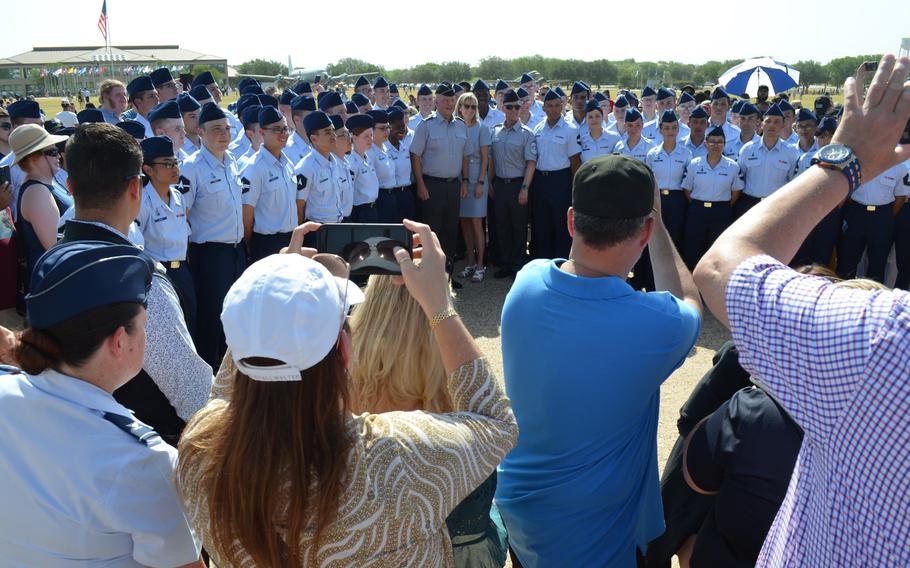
[393,219,451,317]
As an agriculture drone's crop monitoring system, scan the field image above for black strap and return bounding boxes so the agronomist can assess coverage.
[101,412,163,446]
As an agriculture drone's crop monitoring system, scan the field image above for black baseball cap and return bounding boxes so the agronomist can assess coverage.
[572,155,654,219]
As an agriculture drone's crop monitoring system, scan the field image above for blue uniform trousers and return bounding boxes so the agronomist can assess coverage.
[397,186,417,222]
[350,202,379,224]
[660,190,688,252]
[684,200,732,270]
[529,168,572,260]
[250,231,294,263]
[188,241,247,368]
[164,261,197,339]
[377,188,401,224]
[893,202,910,289]
[837,200,895,282]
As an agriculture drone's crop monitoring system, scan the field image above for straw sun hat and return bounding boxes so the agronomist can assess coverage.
[10,124,68,166]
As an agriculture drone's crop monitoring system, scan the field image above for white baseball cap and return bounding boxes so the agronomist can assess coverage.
[221,253,364,382]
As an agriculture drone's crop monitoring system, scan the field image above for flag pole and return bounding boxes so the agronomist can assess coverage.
[107,0,113,77]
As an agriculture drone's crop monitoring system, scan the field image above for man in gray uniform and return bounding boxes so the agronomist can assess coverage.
[410,83,471,277]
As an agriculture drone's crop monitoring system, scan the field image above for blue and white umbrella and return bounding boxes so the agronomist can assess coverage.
[718,57,800,97]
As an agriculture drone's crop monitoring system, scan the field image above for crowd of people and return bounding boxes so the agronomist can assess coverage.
[0,54,908,567]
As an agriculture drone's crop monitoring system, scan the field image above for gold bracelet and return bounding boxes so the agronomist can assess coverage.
[430,307,459,329]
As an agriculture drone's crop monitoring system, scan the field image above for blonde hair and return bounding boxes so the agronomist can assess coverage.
[99,79,125,104]
[349,275,450,413]
[456,92,480,126]
[836,278,888,291]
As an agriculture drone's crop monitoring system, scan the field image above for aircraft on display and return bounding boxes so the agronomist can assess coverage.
[234,57,379,88]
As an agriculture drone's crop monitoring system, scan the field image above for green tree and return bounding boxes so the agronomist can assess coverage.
[190,65,222,85]
[439,61,471,83]
[235,58,286,77]
[327,58,384,77]
[825,54,881,84]
[794,60,827,87]
[410,62,442,84]
[476,57,514,82]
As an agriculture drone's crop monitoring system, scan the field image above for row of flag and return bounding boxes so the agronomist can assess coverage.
[39,65,190,78]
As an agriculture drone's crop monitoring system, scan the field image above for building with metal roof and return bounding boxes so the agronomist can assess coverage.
[0,45,227,97]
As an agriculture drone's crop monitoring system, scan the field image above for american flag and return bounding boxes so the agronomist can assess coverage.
[97,1,108,41]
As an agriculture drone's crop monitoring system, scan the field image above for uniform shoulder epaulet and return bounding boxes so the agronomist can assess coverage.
[102,412,162,447]
[174,175,191,194]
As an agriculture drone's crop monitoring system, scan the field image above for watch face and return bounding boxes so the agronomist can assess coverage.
[819,143,851,164]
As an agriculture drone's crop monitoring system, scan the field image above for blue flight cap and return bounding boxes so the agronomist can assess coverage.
[817,116,838,134]
[641,86,657,98]
[689,106,709,119]
[520,72,534,84]
[351,93,370,107]
[116,119,146,140]
[624,108,643,123]
[656,87,675,101]
[147,100,180,123]
[625,91,639,106]
[76,109,104,124]
[391,99,407,111]
[318,91,343,111]
[731,100,744,113]
[593,92,607,102]
[198,102,228,125]
[258,106,283,127]
[584,100,601,114]
[796,108,818,123]
[495,79,510,93]
[373,76,388,89]
[188,85,212,103]
[241,105,262,127]
[710,86,730,101]
[502,89,520,104]
[435,84,455,97]
[678,91,696,105]
[473,79,489,92]
[26,241,155,330]
[707,126,726,139]
[237,77,259,90]
[279,89,296,105]
[389,83,399,95]
[293,81,312,95]
[543,89,561,102]
[453,83,464,94]
[236,94,259,115]
[354,76,369,88]
[366,109,388,124]
[177,92,201,113]
[613,94,629,108]
[257,94,278,109]
[739,103,760,117]
[192,71,215,87]
[140,136,175,162]
[659,109,678,124]
[345,114,374,130]
[554,86,566,98]
[778,100,795,113]
[303,111,332,135]
[149,67,174,88]
[240,84,264,96]
[517,87,529,98]
[8,100,41,119]
[291,95,316,112]
[570,81,590,96]
[764,103,785,118]
[316,91,328,104]
[386,107,404,121]
[329,114,345,130]
[417,84,432,96]
[345,101,359,114]
[127,76,155,97]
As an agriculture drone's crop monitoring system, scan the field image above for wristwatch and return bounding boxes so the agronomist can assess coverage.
[520,184,529,190]
[811,143,862,195]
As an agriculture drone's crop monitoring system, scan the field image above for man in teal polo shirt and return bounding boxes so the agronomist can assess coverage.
[497,155,702,567]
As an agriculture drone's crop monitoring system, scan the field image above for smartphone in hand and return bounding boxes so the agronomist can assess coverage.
[316,223,413,276]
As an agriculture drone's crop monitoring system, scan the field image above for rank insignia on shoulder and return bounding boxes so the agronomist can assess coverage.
[296,174,307,191]
[240,177,251,194]
[175,175,191,194]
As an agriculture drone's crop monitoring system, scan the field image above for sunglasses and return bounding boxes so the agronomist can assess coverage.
[340,238,406,276]
[504,104,521,110]
[0,123,11,131]
[43,148,60,157]
[151,160,180,169]
[462,104,477,109]
[262,126,291,134]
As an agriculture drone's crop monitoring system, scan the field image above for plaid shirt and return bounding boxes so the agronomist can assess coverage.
[727,255,910,567]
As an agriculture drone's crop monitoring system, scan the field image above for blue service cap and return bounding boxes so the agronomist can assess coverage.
[707,126,726,139]
[495,79,509,93]
[593,92,607,102]
[354,76,369,88]
[291,95,316,112]
[435,83,455,96]
[778,99,795,113]
[140,135,175,162]
[584,100,601,114]
[503,89,520,104]
[678,91,696,105]
[127,76,155,97]
[116,119,146,140]
[817,116,838,134]
[689,106,709,119]
[517,87,529,98]
[198,101,228,125]
[571,81,590,96]
[520,72,534,84]
[240,84,264,96]
[366,109,388,124]
[389,83,399,94]
[149,67,174,88]
[764,103,784,118]
[241,105,262,127]
[543,89,561,102]
[319,91,343,111]
[641,86,657,98]
[147,100,180,123]
[279,89,296,105]
[293,81,312,94]
[373,76,388,89]
[26,241,155,330]
[625,108,643,123]
[177,92,201,113]
[8,99,41,119]
[76,108,104,124]
[345,113,374,130]
[796,108,818,123]
[192,71,215,87]
[659,109,678,124]
[258,106,283,127]
[417,84,432,96]
[386,107,404,121]
[351,93,370,107]
[554,86,566,98]
[739,102,760,116]
[189,85,212,103]
[656,87,675,101]
[473,79,489,92]
[303,111,332,135]
[710,86,730,101]
[257,94,278,109]
[345,101,359,114]
[613,94,630,108]
[329,114,345,129]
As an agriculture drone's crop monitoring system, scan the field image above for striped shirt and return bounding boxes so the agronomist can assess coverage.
[727,255,910,567]
[178,357,517,567]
